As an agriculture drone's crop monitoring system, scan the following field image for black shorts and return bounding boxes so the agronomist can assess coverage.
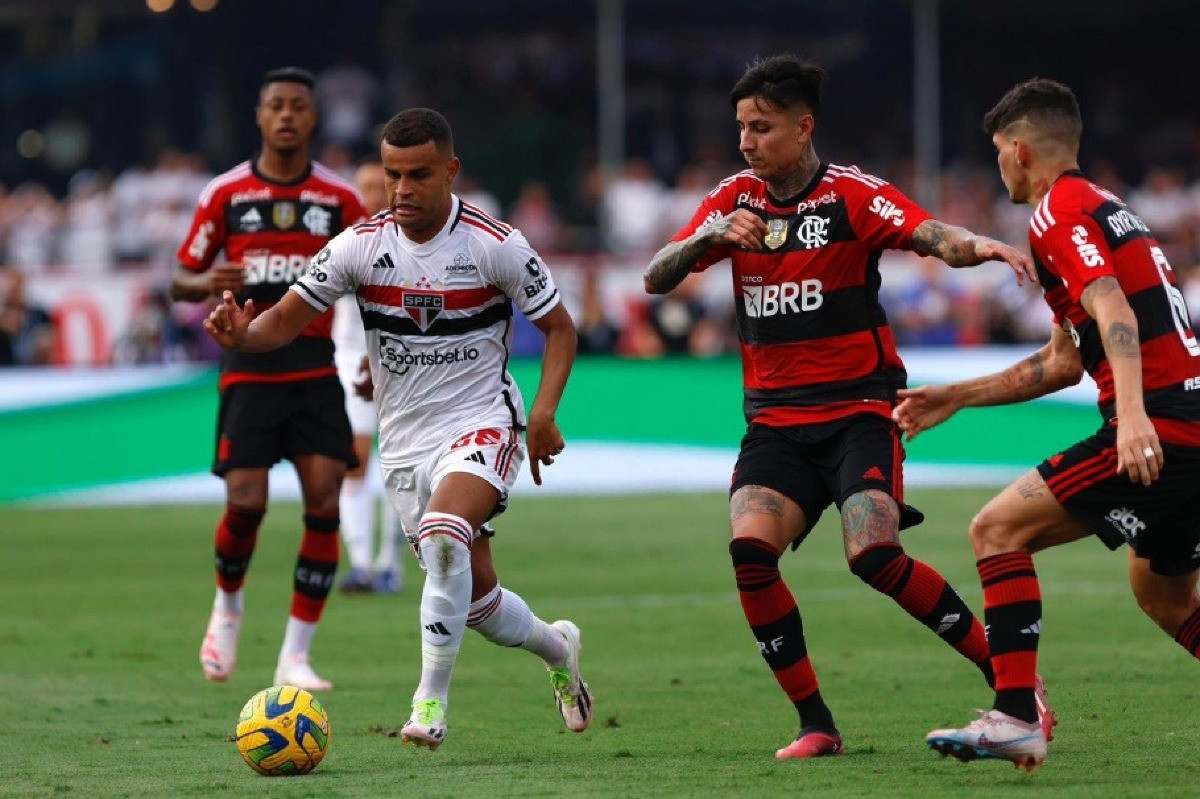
[213,377,358,476]
[730,414,924,549]
[1037,424,1200,576]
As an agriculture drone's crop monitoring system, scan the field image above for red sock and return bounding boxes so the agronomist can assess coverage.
[978,552,1040,723]
[1174,606,1200,659]
[291,513,340,622]
[851,542,991,669]
[214,504,264,593]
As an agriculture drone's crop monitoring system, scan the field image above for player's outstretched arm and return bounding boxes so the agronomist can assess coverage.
[644,209,768,294]
[203,290,321,353]
[527,302,577,486]
[169,263,246,302]
[911,219,1037,286]
[1081,275,1161,484]
[893,324,1084,440]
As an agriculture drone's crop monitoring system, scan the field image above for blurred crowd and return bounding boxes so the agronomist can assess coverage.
[3,151,1200,368]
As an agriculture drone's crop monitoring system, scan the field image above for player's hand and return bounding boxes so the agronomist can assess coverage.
[352,354,374,401]
[1114,411,1162,485]
[974,237,1037,287]
[202,290,257,349]
[209,263,246,295]
[701,209,769,252]
[893,385,959,440]
[525,410,564,487]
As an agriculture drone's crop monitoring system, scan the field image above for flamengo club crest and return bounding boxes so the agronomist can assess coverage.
[272,202,297,229]
[764,218,790,250]
[402,290,444,330]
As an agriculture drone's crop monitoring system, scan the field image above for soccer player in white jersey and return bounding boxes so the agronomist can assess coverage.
[332,159,405,594]
[202,107,591,750]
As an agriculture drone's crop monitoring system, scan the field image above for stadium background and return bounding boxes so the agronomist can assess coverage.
[2,0,1197,505]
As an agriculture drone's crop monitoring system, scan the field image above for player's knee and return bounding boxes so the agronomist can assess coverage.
[729,537,779,568]
[968,506,1015,556]
[416,513,473,579]
[849,541,903,583]
[1133,588,1189,634]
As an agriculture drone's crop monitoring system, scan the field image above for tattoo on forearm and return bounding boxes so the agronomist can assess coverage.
[912,220,979,267]
[1106,321,1139,357]
[840,490,899,555]
[1000,352,1045,395]
[730,485,785,523]
[644,222,722,293]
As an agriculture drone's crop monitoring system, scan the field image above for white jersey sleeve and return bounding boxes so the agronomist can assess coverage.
[481,230,561,321]
[290,226,368,312]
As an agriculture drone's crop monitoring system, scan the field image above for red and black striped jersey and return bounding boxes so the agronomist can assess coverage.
[1029,170,1200,445]
[177,159,367,385]
[673,163,932,426]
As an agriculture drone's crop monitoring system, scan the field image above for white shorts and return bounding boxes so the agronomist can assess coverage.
[335,350,377,436]
[382,426,525,556]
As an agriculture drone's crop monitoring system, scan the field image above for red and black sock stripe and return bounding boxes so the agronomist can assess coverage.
[978,551,1040,723]
[1174,606,1200,659]
[291,513,340,622]
[213,504,264,593]
[730,537,834,732]
[851,543,993,686]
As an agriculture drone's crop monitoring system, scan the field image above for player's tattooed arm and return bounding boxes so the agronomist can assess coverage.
[894,323,1083,438]
[645,210,768,294]
[911,220,975,264]
[840,490,900,558]
[643,239,715,294]
[912,219,1037,284]
[1082,277,1140,359]
[643,214,733,294]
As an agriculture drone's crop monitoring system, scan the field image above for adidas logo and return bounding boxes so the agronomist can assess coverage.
[862,466,885,482]
[465,451,486,465]
[935,612,961,635]
[372,253,396,269]
[1019,621,1041,636]
[424,621,451,636]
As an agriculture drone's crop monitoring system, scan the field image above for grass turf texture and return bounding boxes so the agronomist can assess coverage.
[2,490,1197,797]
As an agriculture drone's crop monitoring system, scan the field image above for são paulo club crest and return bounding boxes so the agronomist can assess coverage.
[402,290,444,330]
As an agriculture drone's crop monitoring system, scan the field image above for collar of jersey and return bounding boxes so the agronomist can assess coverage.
[391,195,459,254]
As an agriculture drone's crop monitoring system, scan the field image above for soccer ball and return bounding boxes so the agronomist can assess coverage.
[235,685,331,776]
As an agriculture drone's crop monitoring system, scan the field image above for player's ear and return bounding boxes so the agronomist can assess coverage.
[446,156,461,185]
[1013,138,1032,169]
[795,112,815,143]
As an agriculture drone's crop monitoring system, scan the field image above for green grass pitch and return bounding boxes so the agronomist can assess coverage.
[3,489,1198,797]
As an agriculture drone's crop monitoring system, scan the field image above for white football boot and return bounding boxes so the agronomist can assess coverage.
[927,709,1047,771]
[401,698,448,750]
[273,655,333,691]
[199,609,242,682]
[548,620,593,732]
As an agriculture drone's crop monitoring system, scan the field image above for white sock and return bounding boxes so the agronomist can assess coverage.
[373,497,404,575]
[413,513,473,703]
[339,476,374,572]
[279,616,318,661]
[468,584,567,668]
[213,587,244,615]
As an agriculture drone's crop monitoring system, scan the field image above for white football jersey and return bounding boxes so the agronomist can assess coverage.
[291,197,561,468]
